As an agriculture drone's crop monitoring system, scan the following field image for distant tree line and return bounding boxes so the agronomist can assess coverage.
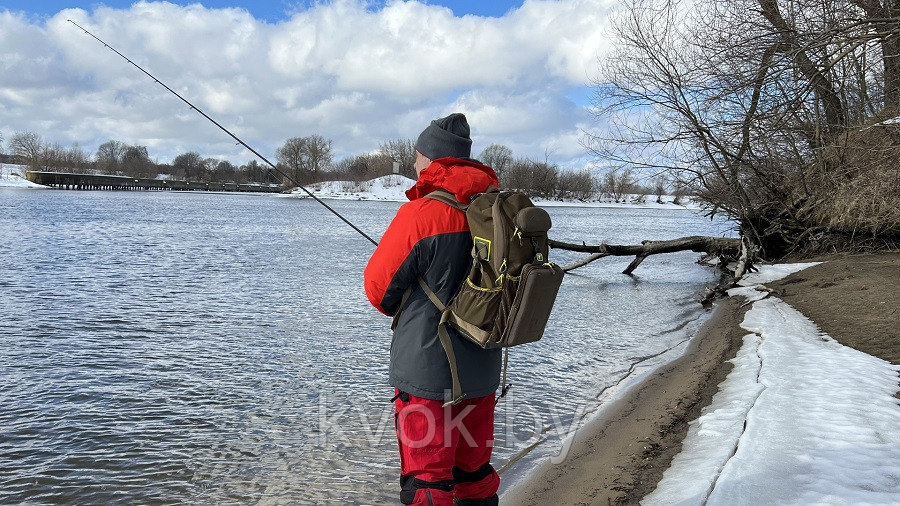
[479,144,689,202]
[2,131,275,184]
[4,129,684,201]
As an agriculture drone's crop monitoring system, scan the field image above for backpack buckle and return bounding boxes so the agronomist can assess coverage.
[495,259,508,284]
[442,394,466,408]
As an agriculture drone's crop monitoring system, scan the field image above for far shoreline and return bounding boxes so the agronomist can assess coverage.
[2,175,705,212]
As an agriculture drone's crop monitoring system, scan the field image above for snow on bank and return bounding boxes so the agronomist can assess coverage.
[284,175,413,202]
[533,194,700,210]
[643,264,900,505]
[0,164,45,188]
[285,175,701,210]
[738,262,822,285]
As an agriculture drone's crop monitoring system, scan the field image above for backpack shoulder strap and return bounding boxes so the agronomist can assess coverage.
[424,190,468,212]
[415,277,465,406]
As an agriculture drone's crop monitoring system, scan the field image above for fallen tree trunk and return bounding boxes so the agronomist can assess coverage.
[549,236,754,305]
[549,236,744,273]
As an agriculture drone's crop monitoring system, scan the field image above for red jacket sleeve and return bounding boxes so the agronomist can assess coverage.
[364,202,423,315]
[363,199,468,315]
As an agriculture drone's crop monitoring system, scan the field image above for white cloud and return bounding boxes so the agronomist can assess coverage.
[0,0,618,167]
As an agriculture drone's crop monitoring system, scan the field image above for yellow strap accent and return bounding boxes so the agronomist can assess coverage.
[466,278,502,293]
[495,259,508,284]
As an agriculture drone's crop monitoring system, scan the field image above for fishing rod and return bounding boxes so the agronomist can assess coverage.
[67,19,379,247]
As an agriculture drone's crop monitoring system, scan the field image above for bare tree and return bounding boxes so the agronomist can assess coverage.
[8,133,94,173]
[380,138,416,178]
[96,140,127,174]
[336,153,394,181]
[305,134,333,174]
[122,145,154,178]
[557,170,595,201]
[502,157,559,198]
[531,160,559,198]
[240,159,268,183]
[502,157,528,191]
[653,175,667,204]
[599,168,635,203]
[173,151,203,180]
[8,131,43,169]
[212,160,237,182]
[43,143,65,171]
[479,144,513,182]
[62,143,89,172]
[277,135,334,185]
[276,137,306,183]
[672,180,688,205]
[590,0,900,256]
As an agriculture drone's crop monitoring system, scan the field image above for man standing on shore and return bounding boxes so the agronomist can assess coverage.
[364,113,502,505]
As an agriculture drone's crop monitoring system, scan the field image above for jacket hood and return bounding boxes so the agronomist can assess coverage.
[405,157,499,205]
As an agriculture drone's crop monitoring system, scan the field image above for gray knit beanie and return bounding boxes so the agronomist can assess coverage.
[415,112,472,160]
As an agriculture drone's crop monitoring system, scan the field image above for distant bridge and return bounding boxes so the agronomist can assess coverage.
[26,171,283,193]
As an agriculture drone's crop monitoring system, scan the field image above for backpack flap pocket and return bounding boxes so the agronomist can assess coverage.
[513,207,552,264]
[501,263,564,347]
[514,207,551,235]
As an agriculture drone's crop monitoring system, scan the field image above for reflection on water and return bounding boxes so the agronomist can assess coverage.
[0,189,732,503]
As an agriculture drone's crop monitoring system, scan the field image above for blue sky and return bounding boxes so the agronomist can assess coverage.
[0,1,614,168]
[0,1,525,21]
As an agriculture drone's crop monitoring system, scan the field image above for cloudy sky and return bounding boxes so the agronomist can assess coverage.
[0,1,618,168]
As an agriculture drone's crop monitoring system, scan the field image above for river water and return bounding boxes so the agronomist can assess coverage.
[0,189,732,504]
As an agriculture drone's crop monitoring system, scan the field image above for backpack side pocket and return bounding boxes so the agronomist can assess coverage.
[447,265,504,348]
[501,263,564,347]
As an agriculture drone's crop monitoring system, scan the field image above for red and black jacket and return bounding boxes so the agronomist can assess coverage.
[364,158,501,401]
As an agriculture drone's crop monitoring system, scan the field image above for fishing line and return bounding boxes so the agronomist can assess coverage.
[67,19,379,246]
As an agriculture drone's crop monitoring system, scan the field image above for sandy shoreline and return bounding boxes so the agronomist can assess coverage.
[501,252,899,505]
[502,298,749,504]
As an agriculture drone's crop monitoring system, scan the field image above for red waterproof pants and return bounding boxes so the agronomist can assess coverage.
[393,390,500,505]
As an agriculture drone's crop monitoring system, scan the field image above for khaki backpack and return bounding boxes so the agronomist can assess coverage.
[398,188,565,406]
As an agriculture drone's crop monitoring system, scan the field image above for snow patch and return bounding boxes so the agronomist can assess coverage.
[0,164,46,188]
[738,262,821,286]
[283,174,413,202]
[644,263,900,505]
